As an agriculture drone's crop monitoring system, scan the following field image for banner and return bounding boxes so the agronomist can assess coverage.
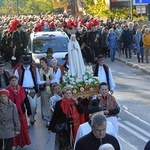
[110,0,129,9]
[52,0,68,9]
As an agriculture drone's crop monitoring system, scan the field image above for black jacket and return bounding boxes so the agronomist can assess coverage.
[75,132,120,150]
[48,100,84,132]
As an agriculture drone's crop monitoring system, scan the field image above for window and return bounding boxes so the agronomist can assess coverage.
[33,38,68,53]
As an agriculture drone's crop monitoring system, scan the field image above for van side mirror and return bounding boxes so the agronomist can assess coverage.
[24,47,29,54]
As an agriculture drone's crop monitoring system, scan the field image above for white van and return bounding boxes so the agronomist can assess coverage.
[26,31,69,66]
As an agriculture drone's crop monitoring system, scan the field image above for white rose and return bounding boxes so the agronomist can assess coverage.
[84,75,88,80]
[76,78,83,83]
[69,77,75,83]
[72,82,76,85]
[85,80,88,84]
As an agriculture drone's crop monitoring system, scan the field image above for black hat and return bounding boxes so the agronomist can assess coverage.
[88,100,103,114]
[17,24,22,28]
[46,48,53,54]
[62,53,68,60]
[21,56,32,64]
[0,62,4,67]
[95,55,105,61]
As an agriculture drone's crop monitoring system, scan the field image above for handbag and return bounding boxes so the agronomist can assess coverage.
[55,122,68,133]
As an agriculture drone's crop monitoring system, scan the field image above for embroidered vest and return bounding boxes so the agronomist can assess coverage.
[93,64,110,89]
[17,65,38,92]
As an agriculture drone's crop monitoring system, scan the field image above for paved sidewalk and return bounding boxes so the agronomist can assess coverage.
[115,54,150,75]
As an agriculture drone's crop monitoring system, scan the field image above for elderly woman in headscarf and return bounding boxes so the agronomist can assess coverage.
[0,89,20,150]
[68,34,85,79]
[48,85,85,150]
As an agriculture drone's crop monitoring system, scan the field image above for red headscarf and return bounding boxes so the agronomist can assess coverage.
[6,85,26,114]
[0,89,10,97]
[60,98,85,140]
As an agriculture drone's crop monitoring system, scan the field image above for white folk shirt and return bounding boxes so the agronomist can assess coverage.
[98,66,115,91]
[14,65,45,87]
[66,64,69,72]
[51,68,61,84]
[50,94,62,112]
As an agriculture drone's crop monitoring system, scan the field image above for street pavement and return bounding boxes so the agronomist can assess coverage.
[115,53,150,75]
[22,98,56,150]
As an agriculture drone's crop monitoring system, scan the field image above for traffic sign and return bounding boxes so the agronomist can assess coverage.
[136,5,146,14]
[134,0,150,5]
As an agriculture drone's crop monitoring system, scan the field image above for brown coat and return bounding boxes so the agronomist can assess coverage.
[60,63,69,76]
[60,63,69,83]
[0,100,20,139]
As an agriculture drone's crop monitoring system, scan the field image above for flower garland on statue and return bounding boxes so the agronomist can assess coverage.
[61,65,100,94]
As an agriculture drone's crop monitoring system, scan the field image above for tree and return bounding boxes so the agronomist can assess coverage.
[83,0,131,21]
[25,0,53,14]
[1,0,53,15]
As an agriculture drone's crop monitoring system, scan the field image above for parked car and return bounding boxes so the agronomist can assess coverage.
[26,31,69,66]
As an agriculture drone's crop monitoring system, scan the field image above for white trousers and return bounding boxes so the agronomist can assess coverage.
[27,93,37,123]
[107,116,118,136]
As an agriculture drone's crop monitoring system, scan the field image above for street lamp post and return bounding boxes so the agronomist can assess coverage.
[16,0,19,15]
[139,0,142,17]
[129,0,133,21]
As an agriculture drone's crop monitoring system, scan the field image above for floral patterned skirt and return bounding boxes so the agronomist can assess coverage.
[57,132,73,150]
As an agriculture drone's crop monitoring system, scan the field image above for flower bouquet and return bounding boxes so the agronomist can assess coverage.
[61,65,100,98]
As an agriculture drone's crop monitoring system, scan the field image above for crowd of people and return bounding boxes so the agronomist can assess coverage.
[0,14,150,65]
[0,13,150,150]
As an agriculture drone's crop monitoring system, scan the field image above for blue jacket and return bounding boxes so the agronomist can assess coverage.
[133,33,143,52]
[106,33,118,48]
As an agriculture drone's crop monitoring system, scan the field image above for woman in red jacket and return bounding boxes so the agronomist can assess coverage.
[6,75,31,150]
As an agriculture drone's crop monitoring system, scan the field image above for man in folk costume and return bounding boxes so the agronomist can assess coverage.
[92,55,115,94]
[14,55,49,126]
[60,53,69,76]
[46,47,54,67]
[6,75,32,149]
[68,34,85,79]
[0,61,11,89]
[95,82,120,135]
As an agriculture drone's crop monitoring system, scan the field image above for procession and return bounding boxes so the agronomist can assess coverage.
[0,1,150,149]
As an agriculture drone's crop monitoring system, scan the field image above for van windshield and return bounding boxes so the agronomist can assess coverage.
[33,38,68,53]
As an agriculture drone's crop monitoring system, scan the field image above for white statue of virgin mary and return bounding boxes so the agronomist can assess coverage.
[68,34,85,78]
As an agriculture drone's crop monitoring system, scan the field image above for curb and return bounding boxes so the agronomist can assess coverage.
[115,57,150,75]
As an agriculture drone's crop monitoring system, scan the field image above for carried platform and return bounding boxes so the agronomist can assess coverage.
[73,89,99,98]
